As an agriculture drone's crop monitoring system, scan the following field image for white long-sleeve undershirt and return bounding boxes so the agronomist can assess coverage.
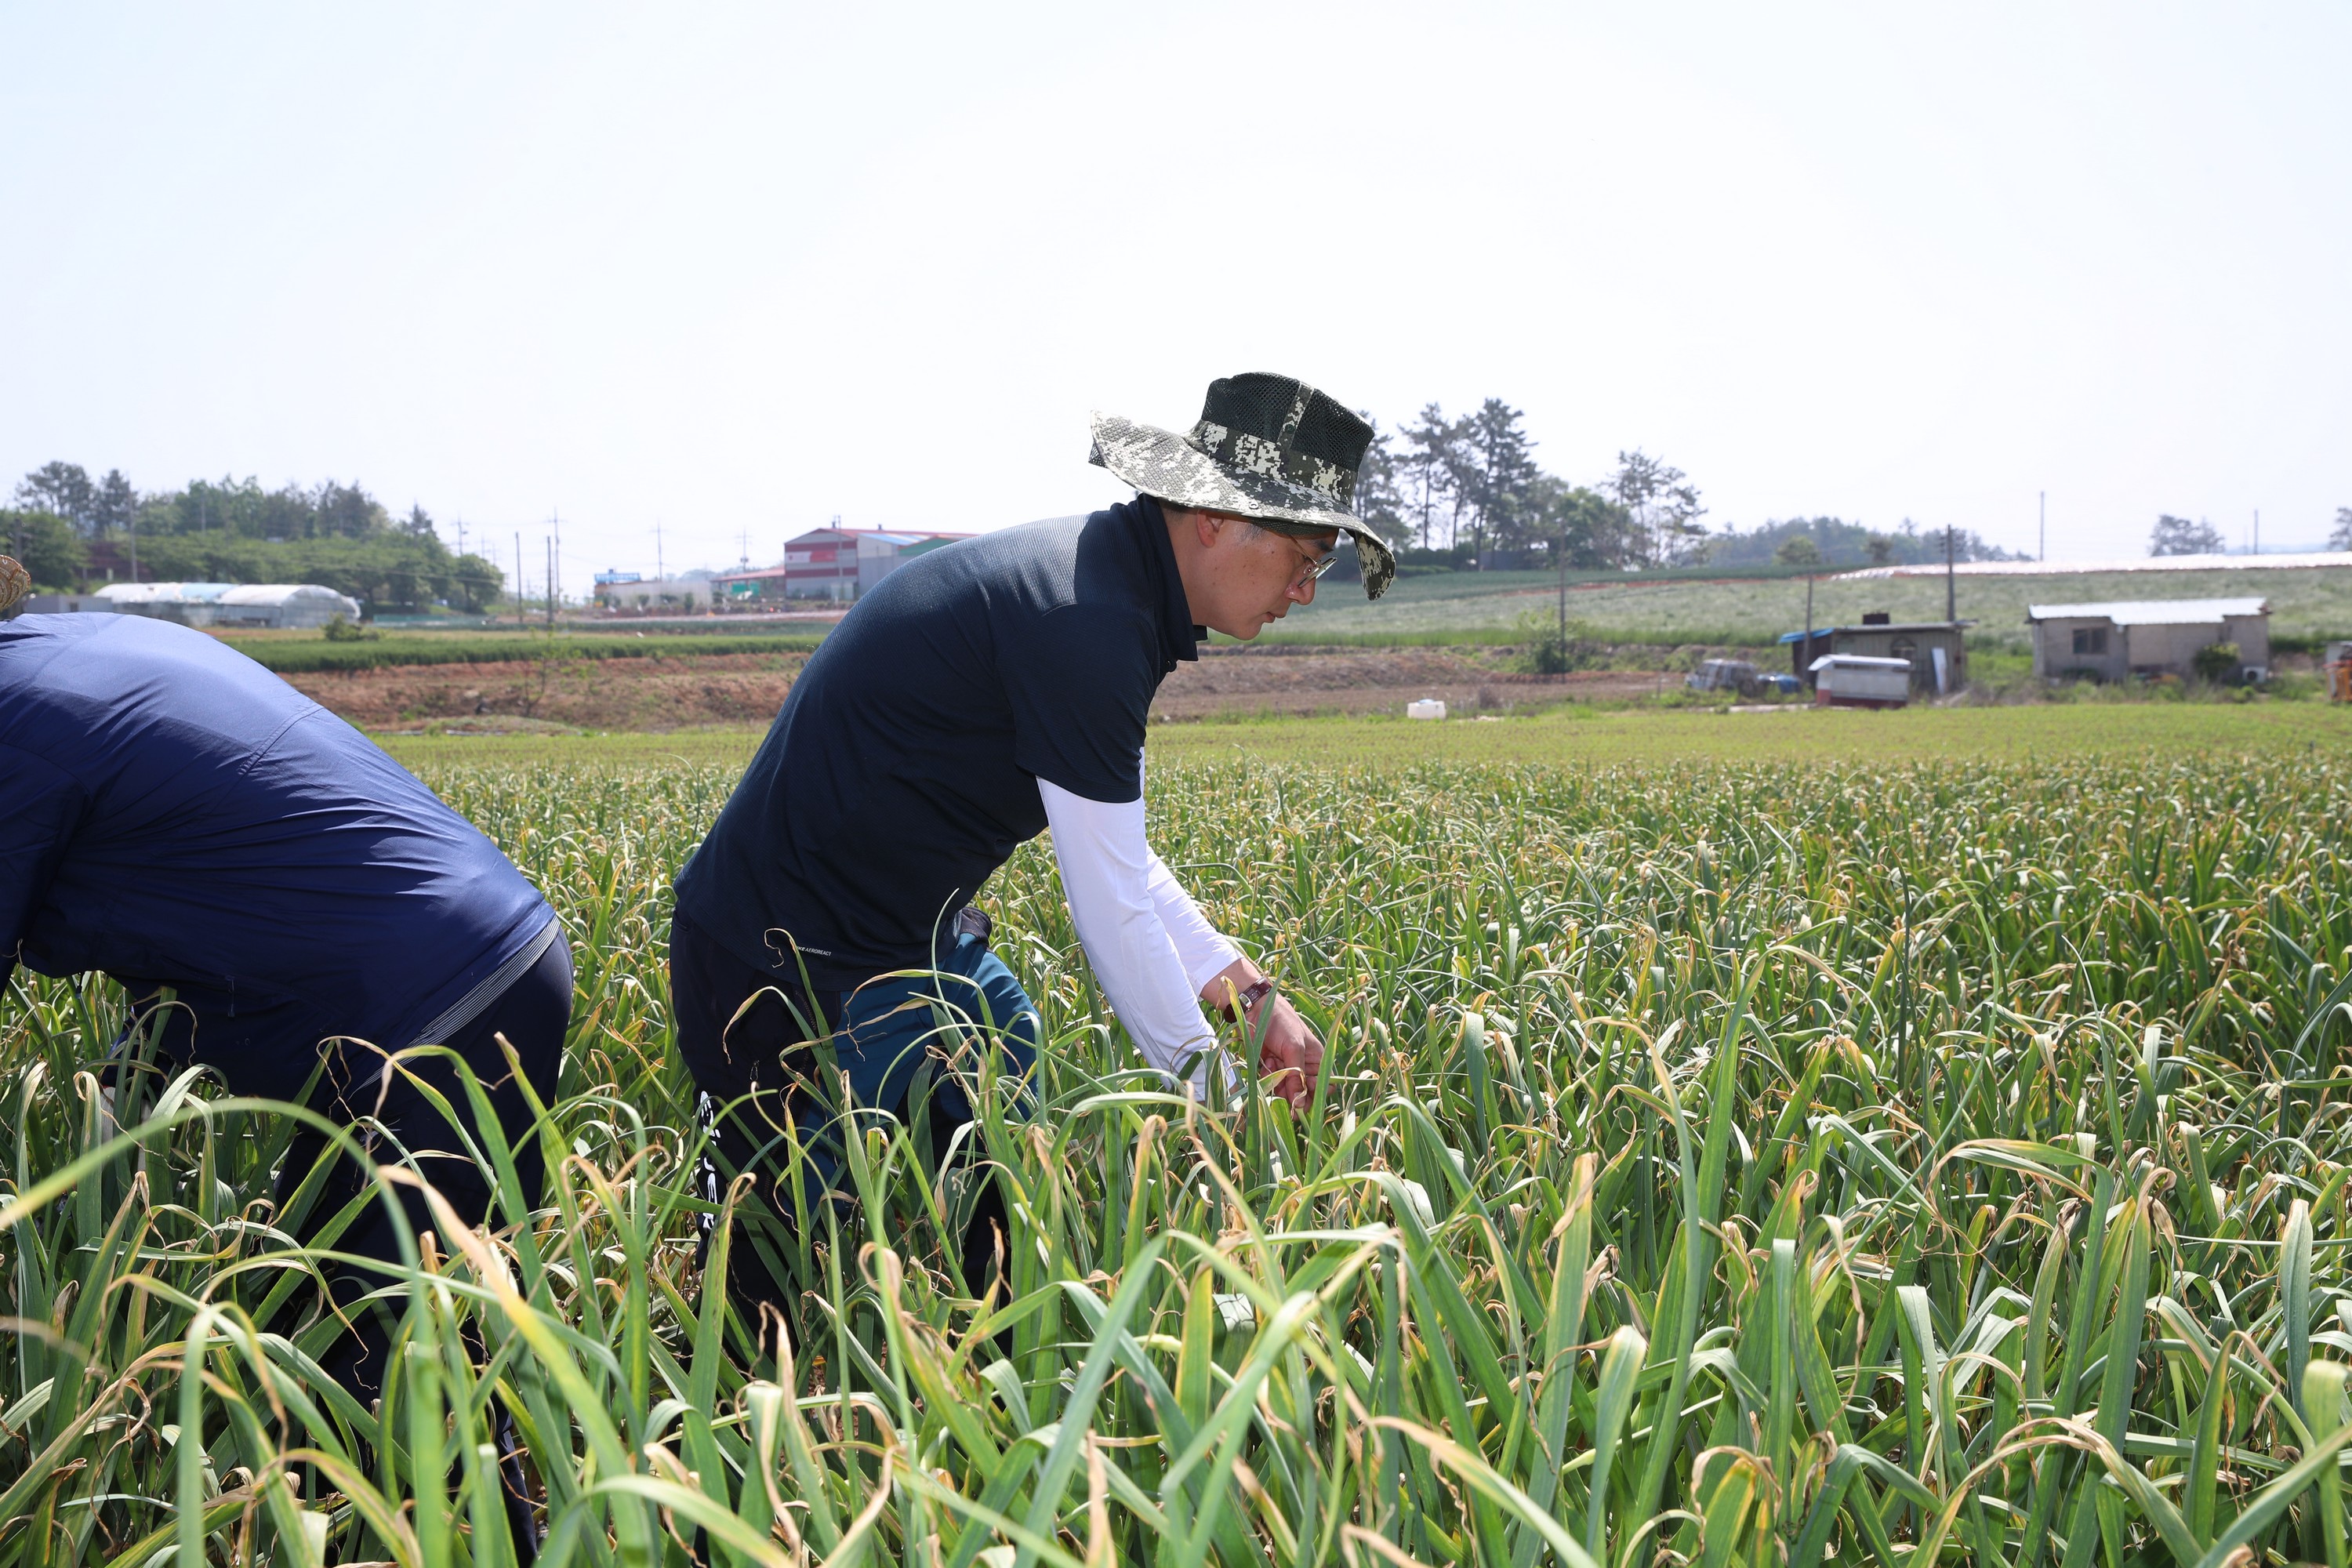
[1038,774,1241,1089]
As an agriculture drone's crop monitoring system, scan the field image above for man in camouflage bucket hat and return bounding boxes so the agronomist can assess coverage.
[671,372,1373,1324]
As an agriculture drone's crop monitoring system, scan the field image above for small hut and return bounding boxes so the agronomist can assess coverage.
[1780,613,1972,695]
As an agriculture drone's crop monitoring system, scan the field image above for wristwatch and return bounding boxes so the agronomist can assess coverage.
[1221,978,1276,1022]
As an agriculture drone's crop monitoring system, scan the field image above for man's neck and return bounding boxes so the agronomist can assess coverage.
[1161,504,1212,628]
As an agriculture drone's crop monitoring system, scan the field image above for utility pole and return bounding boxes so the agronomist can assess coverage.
[1555,523,1568,652]
[2038,492,2045,563]
[655,520,665,585]
[2253,510,2259,556]
[1552,535,1571,653]
[1804,572,1816,680]
[551,510,563,619]
[514,531,524,628]
[1944,524,1957,623]
[546,536,556,630]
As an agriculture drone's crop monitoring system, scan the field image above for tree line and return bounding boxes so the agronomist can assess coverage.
[2153,508,2352,557]
[4,462,506,613]
[1348,401,2018,574]
[1348,401,1711,571]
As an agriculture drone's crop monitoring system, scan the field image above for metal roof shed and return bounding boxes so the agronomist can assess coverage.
[2025,597,2270,683]
[1780,619,1972,695]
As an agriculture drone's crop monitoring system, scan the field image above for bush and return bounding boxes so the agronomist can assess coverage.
[2267,670,2321,701]
[322,613,380,642]
[1523,629,1573,674]
[1514,609,1597,674]
[2191,641,2241,684]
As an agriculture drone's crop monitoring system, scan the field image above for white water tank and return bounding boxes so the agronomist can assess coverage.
[1406,699,1447,720]
[1809,655,1912,709]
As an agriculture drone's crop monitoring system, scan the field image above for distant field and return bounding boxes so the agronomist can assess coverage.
[1278,561,2352,648]
[377,699,2350,775]
[209,564,2352,668]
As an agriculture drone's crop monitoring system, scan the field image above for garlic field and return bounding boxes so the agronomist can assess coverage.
[6,747,2352,1567]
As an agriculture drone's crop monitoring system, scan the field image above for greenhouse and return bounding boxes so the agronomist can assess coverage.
[90,580,364,630]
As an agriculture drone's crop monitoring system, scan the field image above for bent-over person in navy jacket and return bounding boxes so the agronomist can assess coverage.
[0,577,571,1405]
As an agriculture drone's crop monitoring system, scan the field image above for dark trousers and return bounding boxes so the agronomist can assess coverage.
[667,910,1037,1328]
[272,934,574,1401]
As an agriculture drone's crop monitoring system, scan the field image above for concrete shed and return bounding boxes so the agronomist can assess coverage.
[2026,597,2270,683]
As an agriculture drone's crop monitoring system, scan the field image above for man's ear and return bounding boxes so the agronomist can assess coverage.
[1192,509,1225,550]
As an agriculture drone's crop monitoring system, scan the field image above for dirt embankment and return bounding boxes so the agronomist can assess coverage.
[1149,645,1668,718]
[287,642,1700,731]
[283,649,807,731]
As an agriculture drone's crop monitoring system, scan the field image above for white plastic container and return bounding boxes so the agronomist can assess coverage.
[1406,698,1447,720]
[1809,655,1911,709]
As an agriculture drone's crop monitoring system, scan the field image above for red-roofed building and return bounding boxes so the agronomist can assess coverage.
[713,526,973,605]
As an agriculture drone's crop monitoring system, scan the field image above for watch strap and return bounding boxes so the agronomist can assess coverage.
[1221,978,1276,1022]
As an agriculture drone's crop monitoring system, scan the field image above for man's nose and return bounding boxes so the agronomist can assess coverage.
[1290,574,1318,606]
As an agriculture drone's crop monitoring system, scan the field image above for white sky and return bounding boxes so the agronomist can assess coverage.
[4,4,2347,594]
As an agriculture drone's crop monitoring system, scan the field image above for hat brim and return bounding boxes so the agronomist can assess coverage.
[1089,412,1395,599]
[0,556,28,619]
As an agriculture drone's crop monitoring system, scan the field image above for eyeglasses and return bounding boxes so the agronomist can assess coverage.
[1282,536,1341,590]
[1208,511,1341,589]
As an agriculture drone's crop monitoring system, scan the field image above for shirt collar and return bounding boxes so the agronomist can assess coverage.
[1131,494,1202,671]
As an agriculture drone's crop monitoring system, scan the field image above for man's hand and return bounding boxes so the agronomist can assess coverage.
[1252,992,1324,1116]
[1204,958,1324,1114]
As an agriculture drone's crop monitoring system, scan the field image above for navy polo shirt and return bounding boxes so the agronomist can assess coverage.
[0,613,555,1102]
[675,496,1200,985]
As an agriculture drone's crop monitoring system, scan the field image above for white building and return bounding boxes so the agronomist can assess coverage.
[2027,597,2270,683]
[591,574,717,613]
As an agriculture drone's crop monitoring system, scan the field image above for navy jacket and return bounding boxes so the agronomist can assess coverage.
[675,499,1200,986]
[0,613,553,1100]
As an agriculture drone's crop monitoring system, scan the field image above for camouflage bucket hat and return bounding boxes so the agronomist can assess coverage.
[1089,372,1396,598]
[0,556,28,619]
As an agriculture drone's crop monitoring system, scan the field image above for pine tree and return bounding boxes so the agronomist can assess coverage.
[1350,416,1410,545]
[1462,398,1537,564]
[1400,405,1461,550]
[1606,450,1707,568]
